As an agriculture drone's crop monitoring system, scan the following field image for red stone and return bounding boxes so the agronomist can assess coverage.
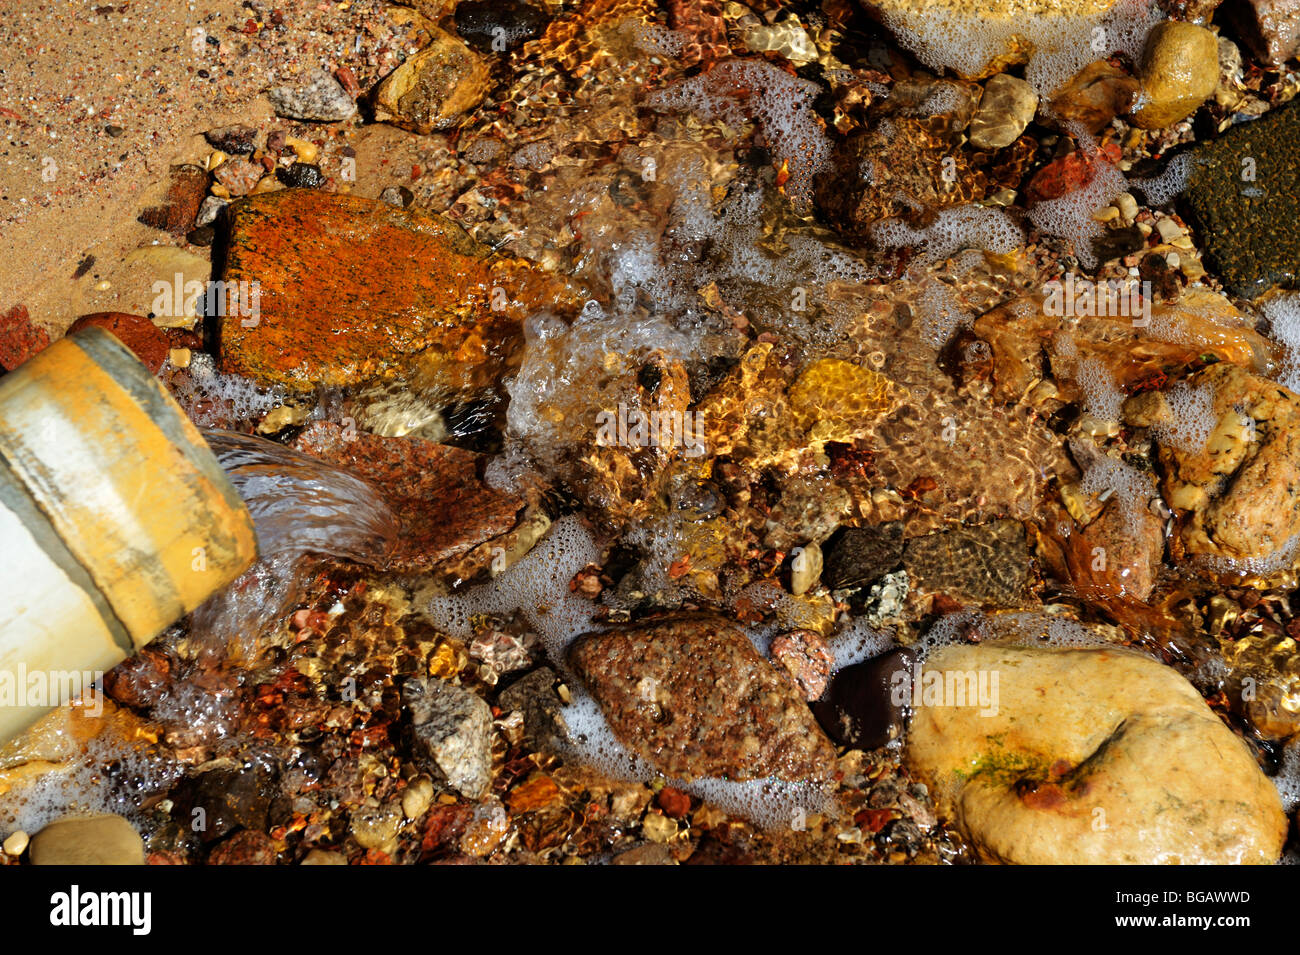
[67,312,169,374]
[0,304,50,371]
[1025,142,1122,205]
[656,786,692,818]
[137,164,209,235]
[293,421,530,572]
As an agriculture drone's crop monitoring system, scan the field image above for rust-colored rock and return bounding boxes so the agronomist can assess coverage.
[217,189,573,393]
[0,304,49,371]
[293,421,533,574]
[67,312,169,374]
[138,164,209,235]
[568,613,837,782]
[1024,142,1121,205]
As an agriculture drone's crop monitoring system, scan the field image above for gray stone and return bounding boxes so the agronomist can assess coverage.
[267,68,357,122]
[403,676,493,799]
[969,73,1037,150]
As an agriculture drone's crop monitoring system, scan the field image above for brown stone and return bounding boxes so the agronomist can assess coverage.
[0,304,49,371]
[212,156,265,196]
[568,614,837,782]
[67,312,169,374]
[373,27,492,134]
[138,164,209,235]
[1049,61,1141,134]
[1132,21,1219,130]
[217,189,572,393]
[293,421,531,573]
[1224,0,1300,65]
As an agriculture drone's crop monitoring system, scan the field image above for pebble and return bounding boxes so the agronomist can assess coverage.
[30,813,144,865]
[284,137,319,163]
[402,776,435,819]
[1155,217,1184,243]
[205,124,258,154]
[350,800,403,852]
[641,812,678,844]
[213,156,265,196]
[380,185,414,207]
[195,195,228,227]
[814,647,916,750]
[138,163,209,235]
[169,347,192,368]
[789,541,822,595]
[373,28,493,133]
[1133,21,1220,129]
[403,676,494,799]
[1116,192,1138,220]
[277,162,325,189]
[267,68,357,122]
[3,830,29,856]
[1049,60,1140,134]
[969,73,1037,150]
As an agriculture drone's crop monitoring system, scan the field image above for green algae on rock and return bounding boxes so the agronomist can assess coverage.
[1181,100,1300,298]
[217,189,570,394]
[907,643,1287,864]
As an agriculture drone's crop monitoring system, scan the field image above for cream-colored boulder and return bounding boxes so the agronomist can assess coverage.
[907,643,1286,864]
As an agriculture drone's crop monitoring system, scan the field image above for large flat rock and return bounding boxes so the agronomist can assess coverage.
[217,189,562,393]
[907,643,1286,864]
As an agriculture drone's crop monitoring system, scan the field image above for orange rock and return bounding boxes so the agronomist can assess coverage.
[217,189,575,393]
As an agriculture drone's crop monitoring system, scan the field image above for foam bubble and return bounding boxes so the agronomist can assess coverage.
[169,352,285,428]
[1151,379,1215,454]
[873,204,1025,266]
[648,59,831,210]
[427,514,603,661]
[1028,160,1127,269]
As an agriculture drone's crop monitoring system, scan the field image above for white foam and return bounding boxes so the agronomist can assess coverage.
[1274,738,1300,812]
[1151,379,1215,454]
[169,352,285,428]
[1028,159,1127,269]
[648,59,830,210]
[874,205,1024,266]
[879,0,1161,102]
[426,514,603,661]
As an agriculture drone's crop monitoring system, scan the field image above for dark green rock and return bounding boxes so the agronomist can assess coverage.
[1181,102,1300,299]
[823,521,905,591]
[902,519,1031,608]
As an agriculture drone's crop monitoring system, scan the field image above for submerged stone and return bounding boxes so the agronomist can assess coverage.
[373,27,492,134]
[902,519,1032,608]
[217,189,568,393]
[293,421,539,576]
[1181,100,1300,298]
[907,643,1286,864]
[568,614,837,782]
